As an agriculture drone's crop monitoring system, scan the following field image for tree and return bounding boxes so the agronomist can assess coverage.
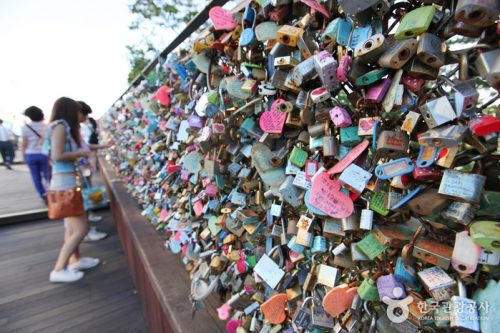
[126,0,202,84]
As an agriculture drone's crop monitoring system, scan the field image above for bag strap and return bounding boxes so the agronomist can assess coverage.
[25,124,41,138]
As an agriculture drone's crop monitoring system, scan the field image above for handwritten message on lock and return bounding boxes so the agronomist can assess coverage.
[259,98,287,134]
[209,6,237,31]
[309,172,354,218]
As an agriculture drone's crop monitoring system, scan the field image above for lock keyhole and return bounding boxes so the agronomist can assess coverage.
[398,48,410,61]
[458,264,467,271]
[364,41,373,49]
[282,35,290,43]
[427,56,436,64]
[468,10,484,21]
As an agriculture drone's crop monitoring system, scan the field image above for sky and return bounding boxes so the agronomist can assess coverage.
[0,0,158,133]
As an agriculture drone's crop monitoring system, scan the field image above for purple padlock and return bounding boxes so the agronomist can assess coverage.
[329,106,352,128]
[337,55,352,83]
[188,114,204,128]
[365,78,392,103]
[376,274,406,300]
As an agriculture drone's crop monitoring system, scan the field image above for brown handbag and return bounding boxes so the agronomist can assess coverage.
[47,187,84,219]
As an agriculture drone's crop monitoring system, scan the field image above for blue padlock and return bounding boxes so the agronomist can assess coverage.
[394,257,421,290]
[174,63,189,80]
[312,235,327,254]
[349,24,372,49]
[337,18,353,46]
[184,59,197,76]
[240,28,257,48]
[288,235,306,254]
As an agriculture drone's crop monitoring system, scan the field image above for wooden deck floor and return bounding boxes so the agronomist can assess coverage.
[0,210,148,333]
[0,163,47,217]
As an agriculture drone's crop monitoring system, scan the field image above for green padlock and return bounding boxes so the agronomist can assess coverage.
[289,146,308,167]
[358,274,380,301]
[370,192,389,216]
[340,126,362,147]
[355,68,390,86]
[240,118,255,133]
[395,6,436,40]
[470,221,500,251]
[356,232,387,260]
[207,91,219,105]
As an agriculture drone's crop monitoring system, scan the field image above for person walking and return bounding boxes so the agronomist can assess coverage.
[45,97,99,283]
[21,106,49,203]
[0,119,15,169]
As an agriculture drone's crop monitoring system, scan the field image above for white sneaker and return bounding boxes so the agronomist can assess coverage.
[49,268,84,283]
[68,257,100,270]
[88,214,103,222]
[83,227,108,242]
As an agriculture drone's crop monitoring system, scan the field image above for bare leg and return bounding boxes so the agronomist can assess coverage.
[64,221,81,265]
[54,215,89,271]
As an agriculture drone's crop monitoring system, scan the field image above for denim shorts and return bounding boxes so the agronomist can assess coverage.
[49,173,77,191]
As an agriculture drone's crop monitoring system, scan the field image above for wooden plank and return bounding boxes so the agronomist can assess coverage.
[0,212,147,333]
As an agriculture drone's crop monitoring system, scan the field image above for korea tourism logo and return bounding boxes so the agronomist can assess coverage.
[382,287,414,324]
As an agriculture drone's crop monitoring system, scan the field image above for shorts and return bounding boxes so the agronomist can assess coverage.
[49,173,77,191]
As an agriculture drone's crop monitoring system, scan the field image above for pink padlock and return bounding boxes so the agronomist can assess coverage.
[337,55,352,83]
[205,184,218,198]
[365,78,392,103]
[217,302,232,321]
[402,74,424,93]
[329,106,352,128]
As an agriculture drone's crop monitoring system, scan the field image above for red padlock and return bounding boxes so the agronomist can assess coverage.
[413,165,442,182]
[469,115,500,136]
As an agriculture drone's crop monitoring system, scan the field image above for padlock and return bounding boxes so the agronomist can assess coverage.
[449,278,480,332]
[310,87,331,104]
[455,0,500,28]
[406,188,450,216]
[394,257,420,290]
[418,124,468,148]
[292,57,317,86]
[377,274,406,300]
[474,48,500,91]
[354,33,389,64]
[376,130,409,157]
[317,264,339,288]
[373,224,414,249]
[338,0,381,27]
[311,300,335,330]
[452,231,482,275]
[360,199,374,231]
[253,246,285,289]
[276,25,303,47]
[413,238,453,270]
[322,127,338,157]
[279,176,304,208]
[440,201,476,225]
[395,6,436,40]
[378,39,417,69]
[329,106,352,128]
[404,57,439,80]
[303,257,318,292]
[418,266,457,301]
[469,221,500,252]
[340,126,362,147]
[313,51,339,91]
[358,272,381,301]
[292,297,313,329]
[339,164,371,193]
[420,96,457,129]
[357,232,387,259]
[438,169,486,203]
[355,68,390,86]
[337,54,351,83]
[341,211,360,232]
[296,215,314,247]
[289,145,308,167]
[416,32,446,68]
[365,78,392,103]
[469,115,500,137]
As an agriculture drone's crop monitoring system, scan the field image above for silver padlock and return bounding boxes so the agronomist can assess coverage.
[341,211,360,232]
[440,201,476,225]
[419,96,457,129]
[313,51,339,91]
[354,33,389,64]
[438,169,486,203]
[449,278,480,332]
[418,123,468,148]
[279,175,304,207]
[376,130,409,157]
[474,48,500,91]
[292,56,317,87]
[322,127,338,157]
[378,39,417,69]
[417,32,445,69]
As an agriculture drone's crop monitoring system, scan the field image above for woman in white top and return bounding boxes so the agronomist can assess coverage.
[21,106,49,201]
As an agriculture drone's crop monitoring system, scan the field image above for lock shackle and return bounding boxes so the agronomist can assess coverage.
[267,244,285,268]
[301,296,315,309]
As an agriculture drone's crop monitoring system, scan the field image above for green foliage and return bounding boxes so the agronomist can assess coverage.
[126,0,201,83]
